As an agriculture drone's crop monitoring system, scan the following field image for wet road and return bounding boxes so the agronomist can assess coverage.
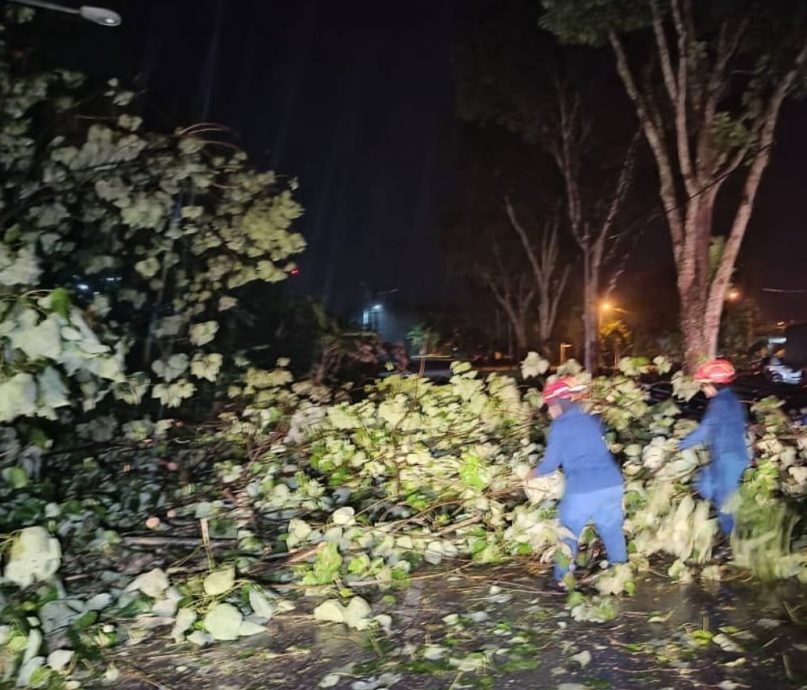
[103,563,807,690]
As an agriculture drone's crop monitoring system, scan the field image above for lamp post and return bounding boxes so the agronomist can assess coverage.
[6,0,121,26]
[599,300,630,369]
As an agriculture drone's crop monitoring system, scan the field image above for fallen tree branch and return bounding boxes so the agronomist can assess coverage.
[122,535,236,547]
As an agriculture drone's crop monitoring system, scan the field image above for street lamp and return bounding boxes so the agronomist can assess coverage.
[726,288,741,302]
[600,300,628,315]
[7,1,122,26]
[598,299,630,369]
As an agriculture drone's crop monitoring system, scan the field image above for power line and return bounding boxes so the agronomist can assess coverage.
[606,142,774,282]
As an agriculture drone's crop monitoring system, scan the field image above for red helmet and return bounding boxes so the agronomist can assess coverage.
[693,358,736,384]
[542,377,586,405]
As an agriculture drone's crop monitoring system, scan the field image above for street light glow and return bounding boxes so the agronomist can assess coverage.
[600,300,613,312]
[727,288,741,302]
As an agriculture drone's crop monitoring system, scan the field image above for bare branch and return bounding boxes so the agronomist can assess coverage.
[547,263,571,336]
[669,0,696,194]
[555,86,585,241]
[709,29,807,311]
[696,15,749,179]
[505,196,545,283]
[596,130,641,245]
[650,0,678,107]
[478,240,537,346]
[609,31,684,250]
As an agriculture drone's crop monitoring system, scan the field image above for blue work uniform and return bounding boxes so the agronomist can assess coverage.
[679,387,750,535]
[532,403,627,581]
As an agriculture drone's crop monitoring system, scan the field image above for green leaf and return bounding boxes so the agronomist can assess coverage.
[248,589,277,620]
[312,597,372,630]
[331,506,355,526]
[152,380,196,408]
[238,619,265,637]
[0,246,40,285]
[302,542,342,585]
[521,351,550,378]
[47,649,74,673]
[49,288,71,318]
[190,320,219,346]
[152,354,189,382]
[4,526,61,587]
[570,650,591,668]
[73,610,99,631]
[4,466,28,489]
[313,599,346,625]
[191,353,223,382]
[203,603,243,641]
[171,607,197,643]
[203,567,235,596]
[9,312,62,360]
[459,452,488,491]
[125,568,170,599]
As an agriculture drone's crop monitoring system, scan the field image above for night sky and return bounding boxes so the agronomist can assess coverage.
[21,0,807,327]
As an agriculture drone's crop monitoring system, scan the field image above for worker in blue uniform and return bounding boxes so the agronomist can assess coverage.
[531,377,627,584]
[678,358,750,536]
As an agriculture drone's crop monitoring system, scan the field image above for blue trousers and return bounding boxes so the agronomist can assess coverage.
[696,453,747,536]
[555,485,627,581]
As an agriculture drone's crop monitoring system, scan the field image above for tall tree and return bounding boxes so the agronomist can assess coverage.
[455,1,641,370]
[0,12,305,417]
[534,83,639,370]
[446,105,572,357]
[542,0,807,369]
[478,243,537,356]
[504,200,570,353]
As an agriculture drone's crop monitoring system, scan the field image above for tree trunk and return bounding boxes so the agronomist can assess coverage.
[608,18,807,372]
[677,191,716,370]
[581,253,599,372]
[680,301,709,372]
[514,320,528,357]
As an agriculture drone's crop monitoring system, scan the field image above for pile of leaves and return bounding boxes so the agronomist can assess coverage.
[2,353,807,687]
[0,7,805,686]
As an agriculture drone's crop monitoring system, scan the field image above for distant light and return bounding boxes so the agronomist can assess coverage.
[76,282,90,291]
[372,304,383,311]
[600,301,613,312]
[727,288,741,302]
[289,267,300,277]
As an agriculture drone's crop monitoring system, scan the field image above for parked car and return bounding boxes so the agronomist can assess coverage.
[764,356,804,385]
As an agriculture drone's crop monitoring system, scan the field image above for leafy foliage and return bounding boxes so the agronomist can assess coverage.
[0,8,806,687]
[540,0,652,46]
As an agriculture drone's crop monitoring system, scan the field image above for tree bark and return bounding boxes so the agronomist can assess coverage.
[582,252,599,372]
[609,5,807,370]
[513,320,528,356]
[544,82,638,372]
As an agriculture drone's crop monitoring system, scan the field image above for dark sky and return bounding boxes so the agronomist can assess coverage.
[20,0,807,325]
[29,0,461,318]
